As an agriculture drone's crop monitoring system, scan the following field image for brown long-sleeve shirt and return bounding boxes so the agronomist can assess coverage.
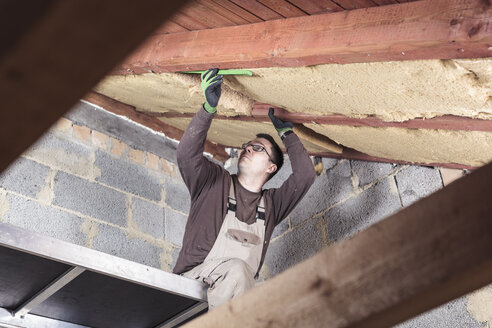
[173,107,316,277]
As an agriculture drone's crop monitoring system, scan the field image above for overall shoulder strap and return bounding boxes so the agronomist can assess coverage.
[256,192,266,221]
[227,175,237,212]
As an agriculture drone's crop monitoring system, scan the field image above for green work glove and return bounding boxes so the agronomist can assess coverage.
[201,68,223,114]
[268,107,293,138]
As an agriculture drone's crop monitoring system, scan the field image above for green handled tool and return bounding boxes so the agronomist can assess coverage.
[180,69,253,76]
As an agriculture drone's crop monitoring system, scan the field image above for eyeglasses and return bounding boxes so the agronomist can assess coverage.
[241,142,274,163]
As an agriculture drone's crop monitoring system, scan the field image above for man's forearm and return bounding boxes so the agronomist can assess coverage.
[177,106,214,163]
[284,132,316,185]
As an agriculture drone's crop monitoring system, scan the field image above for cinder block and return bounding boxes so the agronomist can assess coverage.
[145,152,159,171]
[164,208,187,247]
[128,147,143,165]
[439,167,465,186]
[351,160,394,187]
[73,124,91,141]
[132,197,165,239]
[67,101,179,164]
[161,159,175,177]
[324,177,402,242]
[264,217,325,277]
[4,193,87,245]
[91,130,109,150]
[395,166,443,207]
[289,160,353,227]
[54,117,73,135]
[27,132,93,178]
[164,179,190,213]
[111,138,126,157]
[0,157,50,198]
[169,246,181,271]
[322,158,339,171]
[95,150,162,202]
[92,224,161,268]
[53,171,127,226]
[394,297,480,328]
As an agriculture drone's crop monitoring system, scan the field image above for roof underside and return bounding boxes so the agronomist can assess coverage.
[91,0,492,169]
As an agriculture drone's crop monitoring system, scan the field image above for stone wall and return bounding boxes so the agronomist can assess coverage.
[0,101,489,327]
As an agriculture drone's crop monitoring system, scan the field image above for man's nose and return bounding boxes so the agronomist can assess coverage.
[246,146,253,154]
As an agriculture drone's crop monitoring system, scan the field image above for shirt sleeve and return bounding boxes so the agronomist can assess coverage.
[176,106,224,201]
[268,132,316,226]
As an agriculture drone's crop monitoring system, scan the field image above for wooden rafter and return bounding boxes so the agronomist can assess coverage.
[184,160,492,328]
[148,103,492,133]
[112,0,492,74]
[83,92,230,162]
[0,1,188,175]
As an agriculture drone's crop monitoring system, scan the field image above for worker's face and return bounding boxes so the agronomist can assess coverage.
[238,138,277,177]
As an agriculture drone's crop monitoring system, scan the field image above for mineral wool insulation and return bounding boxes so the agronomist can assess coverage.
[95,58,492,166]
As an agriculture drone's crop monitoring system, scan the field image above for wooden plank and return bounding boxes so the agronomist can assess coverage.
[287,0,343,14]
[177,1,238,29]
[211,0,263,23]
[169,11,210,30]
[256,0,307,17]
[153,20,190,35]
[0,1,187,176]
[335,0,379,10]
[83,92,229,162]
[197,0,252,25]
[112,0,492,74]
[184,160,492,327]
[230,0,284,20]
[371,0,400,5]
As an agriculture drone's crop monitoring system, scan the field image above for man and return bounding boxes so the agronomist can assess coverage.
[173,68,315,309]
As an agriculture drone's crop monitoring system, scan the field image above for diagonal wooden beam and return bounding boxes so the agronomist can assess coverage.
[0,1,188,175]
[184,160,492,328]
[112,0,492,74]
[149,103,492,133]
[83,92,230,162]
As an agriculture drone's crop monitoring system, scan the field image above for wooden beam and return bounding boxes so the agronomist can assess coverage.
[112,0,492,74]
[311,147,478,170]
[83,92,230,162]
[252,103,492,132]
[0,1,188,175]
[184,160,492,328]
[129,109,480,169]
[144,103,492,133]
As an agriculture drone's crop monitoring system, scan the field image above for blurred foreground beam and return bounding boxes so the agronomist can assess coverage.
[0,1,187,175]
[185,160,492,327]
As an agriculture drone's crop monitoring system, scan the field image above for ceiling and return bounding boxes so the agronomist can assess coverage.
[155,0,416,34]
[91,0,492,169]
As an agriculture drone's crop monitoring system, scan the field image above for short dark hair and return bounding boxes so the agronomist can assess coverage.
[256,133,283,180]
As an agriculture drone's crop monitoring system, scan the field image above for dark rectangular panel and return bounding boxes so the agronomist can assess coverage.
[0,245,71,309]
[31,271,200,328]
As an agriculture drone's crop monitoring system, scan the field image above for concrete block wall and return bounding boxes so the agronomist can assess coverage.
[0,101,489,326]
[0,110,185,272]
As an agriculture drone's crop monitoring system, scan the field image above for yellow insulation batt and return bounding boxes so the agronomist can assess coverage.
[225,58,492,122]
[95,73,253,116]
[306,124,492,167]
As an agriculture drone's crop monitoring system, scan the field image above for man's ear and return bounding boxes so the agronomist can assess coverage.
[267,163,277,175]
